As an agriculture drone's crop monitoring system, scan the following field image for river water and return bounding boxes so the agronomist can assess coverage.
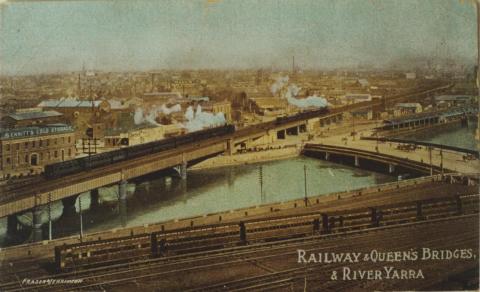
[0,124,476,246]
[400,123,479,151]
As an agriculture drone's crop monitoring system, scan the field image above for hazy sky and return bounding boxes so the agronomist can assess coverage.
[0,0,477,75]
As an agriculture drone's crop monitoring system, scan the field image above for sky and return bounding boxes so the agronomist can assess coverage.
[0,0,477,75]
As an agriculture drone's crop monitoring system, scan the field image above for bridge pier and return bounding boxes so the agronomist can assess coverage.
[61,196,78,218]
[180,161,187,180]
[6,214,19,239]
[388,164,395,174]
[354,155,360,167]
[90,189,100,210]
[325,152,330,161]
[226,138,235,156]
[118,180,128,227]
[32,206,43,242]
[119,180,127,201]
[277,129,286,139]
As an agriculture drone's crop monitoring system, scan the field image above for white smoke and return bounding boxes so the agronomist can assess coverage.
[134,108,145,125]
[288,94,329,108]
[271,75,329,109]
[134,104,182,125]
[184,105,226,132]
[270,76,289,95]
[161,104,181,115]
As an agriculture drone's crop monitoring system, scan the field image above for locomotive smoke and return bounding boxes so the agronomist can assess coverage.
[184,105,226,132]
[133,104,182,126]
[271,75,329,108]
[270,75,289,95]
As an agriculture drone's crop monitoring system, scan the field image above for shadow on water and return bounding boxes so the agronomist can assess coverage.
[0,156,397,247]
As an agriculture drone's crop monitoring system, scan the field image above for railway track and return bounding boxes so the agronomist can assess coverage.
[3,212,474,292]
[0,136,229,203]
[53,193,478,272]
[0,192,477,291]
[187,217,478,292]
[0,83,451,202]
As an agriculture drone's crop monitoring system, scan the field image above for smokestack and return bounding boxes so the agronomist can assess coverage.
[292,56,295,76]
[151,73,155,92]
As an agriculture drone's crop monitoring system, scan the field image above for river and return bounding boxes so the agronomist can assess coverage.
[0,124,476,246]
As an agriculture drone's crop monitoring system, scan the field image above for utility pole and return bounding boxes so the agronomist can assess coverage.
[440,149,444,175]
[428,146,433,176]
[48,193,52,241]
[352,112,356,141]
[259,166,264,202]
[304,164,309,207]
[79,196,83,241]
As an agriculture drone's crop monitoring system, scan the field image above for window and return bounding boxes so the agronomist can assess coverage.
[46,139,49,146]
[6,144,10,151]
[25,142,28,149]
[54,151,58,158]
[68,148,72,156]
[6,157,10,164]
[68,136,71,143]
[40,153,43,161]
[16,144,19,150]
[62,137,65,144]
[54,138,57,145]
[25,155,28,163]
[32,140,36,148]
[39,140,43,147]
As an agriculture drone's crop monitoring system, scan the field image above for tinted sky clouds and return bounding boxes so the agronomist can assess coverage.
[0,0,476,75]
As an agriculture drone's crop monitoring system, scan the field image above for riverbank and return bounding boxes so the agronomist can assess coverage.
[379,119,464,138]
[190,144,301,170]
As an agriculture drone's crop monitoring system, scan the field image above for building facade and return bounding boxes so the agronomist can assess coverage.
[37,98,134,139]
[0,124,76,179]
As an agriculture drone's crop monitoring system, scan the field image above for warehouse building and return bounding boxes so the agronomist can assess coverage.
[0,124,76,179]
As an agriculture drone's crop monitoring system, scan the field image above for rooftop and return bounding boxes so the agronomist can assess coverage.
[6,110,63,121]
[435,95,473,101]
[38,98,129,109]
[394,103,421,108]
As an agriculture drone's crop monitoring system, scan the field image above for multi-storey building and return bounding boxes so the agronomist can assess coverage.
[0,124,76,179]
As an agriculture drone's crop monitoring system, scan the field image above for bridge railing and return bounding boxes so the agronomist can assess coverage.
[360,137,479,158]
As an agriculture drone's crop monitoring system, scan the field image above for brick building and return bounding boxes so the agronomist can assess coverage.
[0,124,76,179]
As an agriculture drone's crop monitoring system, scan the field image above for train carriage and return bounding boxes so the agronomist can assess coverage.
[44,125,236,179]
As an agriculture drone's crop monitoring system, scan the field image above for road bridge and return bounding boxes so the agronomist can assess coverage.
[308,136,479,175]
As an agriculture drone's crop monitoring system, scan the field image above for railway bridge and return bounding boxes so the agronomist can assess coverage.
[0,83,455,242]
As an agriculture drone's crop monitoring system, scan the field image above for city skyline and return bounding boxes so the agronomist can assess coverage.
[0,0,477,75]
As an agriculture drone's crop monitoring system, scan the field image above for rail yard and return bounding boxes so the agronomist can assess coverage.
[0,172,478,291]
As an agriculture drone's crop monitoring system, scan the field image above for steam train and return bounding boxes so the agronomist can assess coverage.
[44,125,235,179]
[44,107,330,179]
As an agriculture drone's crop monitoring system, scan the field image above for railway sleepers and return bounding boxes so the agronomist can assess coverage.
[54,194,479,272]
